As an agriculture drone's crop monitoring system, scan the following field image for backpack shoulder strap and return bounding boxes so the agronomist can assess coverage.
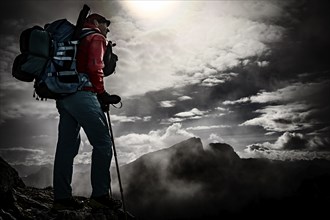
[80,28,100,40]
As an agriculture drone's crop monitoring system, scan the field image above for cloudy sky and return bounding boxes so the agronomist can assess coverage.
[0,0,330,167]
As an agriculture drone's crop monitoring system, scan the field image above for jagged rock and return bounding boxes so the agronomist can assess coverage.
[0,157,25,194]
[0,157,126,220]
[0,156,26,218]
[206,142,241,165]
[0,185,121,220]
[208,142,239,157]
[169,137,204,155]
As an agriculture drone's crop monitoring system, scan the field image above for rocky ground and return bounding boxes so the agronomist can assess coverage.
[0,157,130,220]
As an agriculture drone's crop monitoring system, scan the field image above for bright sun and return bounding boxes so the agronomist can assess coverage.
[123,1,179,19]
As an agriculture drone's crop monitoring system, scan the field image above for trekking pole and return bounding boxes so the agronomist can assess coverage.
[106,108,128,220]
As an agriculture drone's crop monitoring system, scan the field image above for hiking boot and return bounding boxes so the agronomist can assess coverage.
[89,194,122,210]
[52,197,84,211]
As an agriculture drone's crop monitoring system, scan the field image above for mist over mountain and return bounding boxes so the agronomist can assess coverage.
[115,137,330,219]
[2,138,330,219]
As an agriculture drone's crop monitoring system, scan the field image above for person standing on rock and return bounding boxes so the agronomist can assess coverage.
[52,13,122,210]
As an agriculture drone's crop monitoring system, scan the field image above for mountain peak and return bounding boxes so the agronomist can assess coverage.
[209,143,240,159]
[170,137,204,154]
[208,142,234,152]
[207,142,241,162]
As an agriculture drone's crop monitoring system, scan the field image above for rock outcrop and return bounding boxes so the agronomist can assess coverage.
[0,156,128,220]
[0,157,25,194]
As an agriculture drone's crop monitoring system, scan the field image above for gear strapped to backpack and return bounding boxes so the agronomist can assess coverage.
[12,5,118,100]
[103,41,118,77]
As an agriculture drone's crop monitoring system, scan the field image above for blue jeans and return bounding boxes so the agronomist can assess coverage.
[54,91,112,200]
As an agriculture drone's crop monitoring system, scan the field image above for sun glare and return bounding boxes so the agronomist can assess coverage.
[123,1,179,19]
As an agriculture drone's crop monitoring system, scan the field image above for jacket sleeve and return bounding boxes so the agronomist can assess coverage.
[86,34,107,94]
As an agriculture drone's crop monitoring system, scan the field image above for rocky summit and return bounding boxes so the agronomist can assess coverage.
[0,157,129,220]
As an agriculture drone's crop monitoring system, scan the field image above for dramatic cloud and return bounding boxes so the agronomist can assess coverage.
[240,103,312,132]
[201,72,238,87]
[175,108,208,118]
[207,133,225,144]
[111,114,151,123]
[227,78,330,152]
[224,81,330,105]
[186,125,229,131]
[159,100,176,108]
[161,108,210,124]
[240,145,330,161]
[108,1,286,96]
[178,96,192,101]
[240,130,330,160]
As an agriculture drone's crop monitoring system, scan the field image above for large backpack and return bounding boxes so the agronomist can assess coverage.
[12,5,118,100]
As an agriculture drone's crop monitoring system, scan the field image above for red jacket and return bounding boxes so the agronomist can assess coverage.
[76,23,106,94]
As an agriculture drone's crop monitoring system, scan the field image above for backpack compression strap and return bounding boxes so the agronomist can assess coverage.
[53,29,99,69]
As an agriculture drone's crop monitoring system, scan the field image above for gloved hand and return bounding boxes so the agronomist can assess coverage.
[97,91,121,111]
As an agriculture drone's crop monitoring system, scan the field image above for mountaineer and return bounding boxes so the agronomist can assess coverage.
[52,12,122,211]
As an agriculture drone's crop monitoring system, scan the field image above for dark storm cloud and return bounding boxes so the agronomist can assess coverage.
[236,73,330,151]
[272,0,330,74]
[207,1,330,156]
[207,0,330,102]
